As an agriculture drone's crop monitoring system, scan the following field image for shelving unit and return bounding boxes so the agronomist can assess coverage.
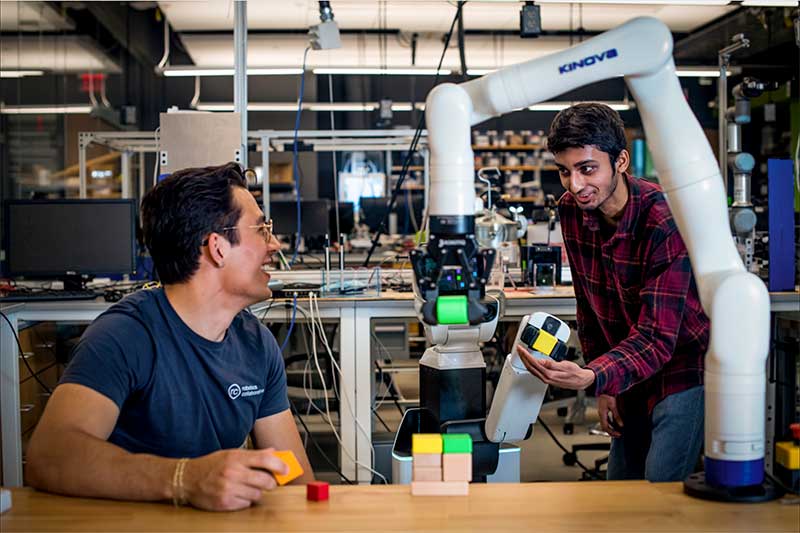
[472,136,558,205]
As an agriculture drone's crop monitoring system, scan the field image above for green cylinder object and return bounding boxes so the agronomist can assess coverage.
[436,295,469,325]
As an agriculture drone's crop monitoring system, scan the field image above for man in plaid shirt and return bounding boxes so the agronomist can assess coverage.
[517,103,710,482]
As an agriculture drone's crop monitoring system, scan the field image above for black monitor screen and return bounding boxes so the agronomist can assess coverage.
[4,199,137,277]
[270,200,331,236]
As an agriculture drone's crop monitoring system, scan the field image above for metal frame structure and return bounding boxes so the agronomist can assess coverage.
[251,129,429,220]
[78,131,160,200]
[79,128,431,221]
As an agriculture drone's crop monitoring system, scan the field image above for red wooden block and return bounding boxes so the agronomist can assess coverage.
[307,481,329,501]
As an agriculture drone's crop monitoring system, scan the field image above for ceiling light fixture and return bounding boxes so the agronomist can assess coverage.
[740,1,799,6]
[312,67,451,76]
[195,101,427,112]
[163,67,303,77]
[535,0,730,4]
[0,70,45,78]
[528,101,632,112]
[0,104,93,114]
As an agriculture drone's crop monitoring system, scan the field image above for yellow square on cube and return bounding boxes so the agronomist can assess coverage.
[532,330,557,356]
[412,434,443,454]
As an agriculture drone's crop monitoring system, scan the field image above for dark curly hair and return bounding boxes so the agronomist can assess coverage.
[547,102,627,168]
[141,162,247,285]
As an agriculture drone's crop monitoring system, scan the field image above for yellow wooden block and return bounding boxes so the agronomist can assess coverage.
[776,442,800,470]
[412,434,443,454]
[532,330,557,356]
[272,450,304,486]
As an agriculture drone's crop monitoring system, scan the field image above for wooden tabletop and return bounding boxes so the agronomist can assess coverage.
[2,482,797,532]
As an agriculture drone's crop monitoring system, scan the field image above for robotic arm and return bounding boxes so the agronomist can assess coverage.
[417,16,770,492]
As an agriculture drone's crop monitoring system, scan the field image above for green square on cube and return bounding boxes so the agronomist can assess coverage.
[442,434,472,454]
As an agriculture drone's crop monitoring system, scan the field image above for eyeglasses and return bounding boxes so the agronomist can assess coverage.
[202,219,273,246]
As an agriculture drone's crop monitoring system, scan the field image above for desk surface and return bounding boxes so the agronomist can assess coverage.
[1,483,797,532]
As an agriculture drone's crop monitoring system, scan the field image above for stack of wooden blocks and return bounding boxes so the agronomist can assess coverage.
[410,433,472,496]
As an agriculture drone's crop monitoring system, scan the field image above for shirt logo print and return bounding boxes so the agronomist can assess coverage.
[228,383,242,400]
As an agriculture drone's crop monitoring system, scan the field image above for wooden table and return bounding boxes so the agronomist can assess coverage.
[2,482,797,532]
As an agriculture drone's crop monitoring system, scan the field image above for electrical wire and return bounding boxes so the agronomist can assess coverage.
[273,296,386,483]
[307,293,389,483]
[278,293,298,354]
[0,311,53,394]
[536,416,603,480]
[328,73,341,241]
[289,399,354,484]
[363,1,467,266]
[269,299,353,484]
[290,47,312,267]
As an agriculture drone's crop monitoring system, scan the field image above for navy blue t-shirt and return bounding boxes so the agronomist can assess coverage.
[60,288,289,458]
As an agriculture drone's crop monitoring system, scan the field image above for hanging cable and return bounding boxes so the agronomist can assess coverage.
[0,311,53,394]
[328,74,341,242]
[278,293,298,354]
[190,76,200,109]
[536,416,603,480]
[100,75,111,108]
[290,47,312,267]
[363,1,466,266]
[156,13,170,71]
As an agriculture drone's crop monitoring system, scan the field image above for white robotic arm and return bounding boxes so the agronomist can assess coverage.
[424,16,770,491]
[486,313,570,443]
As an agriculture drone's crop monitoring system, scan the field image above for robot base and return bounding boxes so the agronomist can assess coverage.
[683,472,783,503]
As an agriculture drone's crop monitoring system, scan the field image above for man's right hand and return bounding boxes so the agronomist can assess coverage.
[182,448,290,511]
[598,394,623,438]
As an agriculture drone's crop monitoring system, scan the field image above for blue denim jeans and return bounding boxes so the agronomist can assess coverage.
[607,385,704,482]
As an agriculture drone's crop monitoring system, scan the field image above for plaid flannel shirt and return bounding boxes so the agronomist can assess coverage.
[559,173,709,414]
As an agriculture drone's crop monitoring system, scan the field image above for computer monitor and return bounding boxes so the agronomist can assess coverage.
[270,200,331,237]
[329,202,355,238]
[359,196,424,234]
[359,197,390,232]
[395,194,424,234]
[3,199,137,288]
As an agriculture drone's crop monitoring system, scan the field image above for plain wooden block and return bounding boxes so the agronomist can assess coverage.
[411,481,469,496]
[442,453,472,482]
[413,465,442,482]
[412,453,441,467]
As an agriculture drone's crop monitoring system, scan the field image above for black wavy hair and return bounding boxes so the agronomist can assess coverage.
[547,102,627,168]
[141,162,247,285]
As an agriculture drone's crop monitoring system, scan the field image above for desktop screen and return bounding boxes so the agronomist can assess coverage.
[3,199,137,278]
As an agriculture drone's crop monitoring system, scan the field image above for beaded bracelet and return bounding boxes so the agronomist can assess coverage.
[172,458,189,507]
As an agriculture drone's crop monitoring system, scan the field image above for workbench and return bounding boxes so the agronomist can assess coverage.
[1,482,797,532]
[2,288,798,486]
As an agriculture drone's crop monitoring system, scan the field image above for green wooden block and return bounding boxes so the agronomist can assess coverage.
[442,433,473,454]
[436,295,468,325]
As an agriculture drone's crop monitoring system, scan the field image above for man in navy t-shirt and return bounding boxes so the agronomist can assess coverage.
[26,163,313,511]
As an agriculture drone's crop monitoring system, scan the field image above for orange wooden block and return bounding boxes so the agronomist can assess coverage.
[413,465,442,482]
[412,453,441,467]
[442,453,472,482]
[411,481,469,496]
[272,450,304,486]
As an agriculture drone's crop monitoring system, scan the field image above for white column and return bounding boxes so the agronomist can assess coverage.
[0,310,23,486]
[234,1,248,167]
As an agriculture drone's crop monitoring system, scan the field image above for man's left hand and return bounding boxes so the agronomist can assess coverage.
[517,345,595,390]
